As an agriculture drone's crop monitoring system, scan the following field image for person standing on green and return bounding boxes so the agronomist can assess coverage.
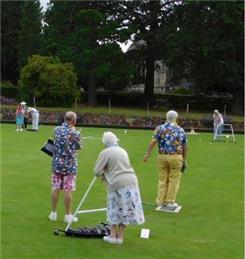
[144,110,188,210]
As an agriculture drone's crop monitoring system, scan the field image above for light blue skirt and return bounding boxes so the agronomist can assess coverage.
[107,185,145,225]
[16,115,24,125]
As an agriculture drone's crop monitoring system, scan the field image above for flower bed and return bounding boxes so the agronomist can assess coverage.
[1,107,243,131]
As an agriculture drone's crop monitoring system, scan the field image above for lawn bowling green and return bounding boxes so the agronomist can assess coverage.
[1,124,244,259]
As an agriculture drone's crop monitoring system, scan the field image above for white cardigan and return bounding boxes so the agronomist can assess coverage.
[94,145,138,192]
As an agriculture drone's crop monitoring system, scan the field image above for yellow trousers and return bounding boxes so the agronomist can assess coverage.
[156,154,183,205]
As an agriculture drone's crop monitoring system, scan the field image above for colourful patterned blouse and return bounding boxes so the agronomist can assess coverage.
[52,123,81,175]
[154,123,187,154]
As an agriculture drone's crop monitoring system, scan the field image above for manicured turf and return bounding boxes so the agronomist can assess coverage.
[1,124,244,258]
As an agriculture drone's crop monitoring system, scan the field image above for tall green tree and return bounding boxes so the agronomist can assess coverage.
[1,1,24,84]
[18,0,43,70]
[42,1,133,106]
[109,0,177,105]
[165,1,244,112]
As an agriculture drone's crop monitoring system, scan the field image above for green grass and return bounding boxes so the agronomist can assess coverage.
[1,104,244,122]
[1,124,244,259]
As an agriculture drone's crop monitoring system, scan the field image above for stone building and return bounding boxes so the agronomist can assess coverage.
[127,40,169,94]
[154,60,168,94]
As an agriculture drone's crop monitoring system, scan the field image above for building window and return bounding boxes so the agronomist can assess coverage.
[156,77,160,86]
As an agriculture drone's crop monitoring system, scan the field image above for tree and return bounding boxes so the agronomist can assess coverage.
[1,1,24,84]
[0,81,19,99]
[19,55,78,107]
[95,43,135,91]
[108,0,177,105]
[18,0,43,69]
[42,1,134,106]
[165,1,244,112]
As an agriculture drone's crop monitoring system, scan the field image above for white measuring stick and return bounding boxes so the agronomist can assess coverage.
[77,208,107,214]
[65,177,97,231]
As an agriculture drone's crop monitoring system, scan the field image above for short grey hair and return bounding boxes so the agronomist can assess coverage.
[64,111,77,122]
[166,110,178,123]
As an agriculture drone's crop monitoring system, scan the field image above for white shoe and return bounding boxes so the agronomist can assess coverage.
[117,238,123,245]
[48,212,57,221]
[156,205,163,210]
[64,214,78,223]
[16,129,19,131]
[20,129,23,131]
[166,202,178,208]
[103,236,118,244]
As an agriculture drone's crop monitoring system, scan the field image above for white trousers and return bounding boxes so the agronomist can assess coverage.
[214,123,222,136]
[32,112,39,130]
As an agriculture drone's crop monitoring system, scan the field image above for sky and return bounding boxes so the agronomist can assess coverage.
[39,0,49,11]
[38,0,130,52]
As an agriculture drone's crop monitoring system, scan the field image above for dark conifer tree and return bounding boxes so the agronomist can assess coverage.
[1,1,24,83]
[18,0,43,69]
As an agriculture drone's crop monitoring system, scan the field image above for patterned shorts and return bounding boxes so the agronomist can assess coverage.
[51,174,76,191]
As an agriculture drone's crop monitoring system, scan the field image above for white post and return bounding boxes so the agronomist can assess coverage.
[224,105,226,117]
[108,99,111,115]
[75,97,77,110]
[33,97,36,108]
[186,104,189,130]
[146,101,150,117]
[186,103,189,115]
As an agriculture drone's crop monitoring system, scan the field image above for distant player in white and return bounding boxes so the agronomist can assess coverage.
[213,109,223,138]
[27,107,39,130]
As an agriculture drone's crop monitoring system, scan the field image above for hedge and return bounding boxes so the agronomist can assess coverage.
[1,107,244,131]
[81,91,234,111]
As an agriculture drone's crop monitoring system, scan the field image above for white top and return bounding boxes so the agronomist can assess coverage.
[94,145,138,192]
[213,113,223,125]
[28,107,39,115]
